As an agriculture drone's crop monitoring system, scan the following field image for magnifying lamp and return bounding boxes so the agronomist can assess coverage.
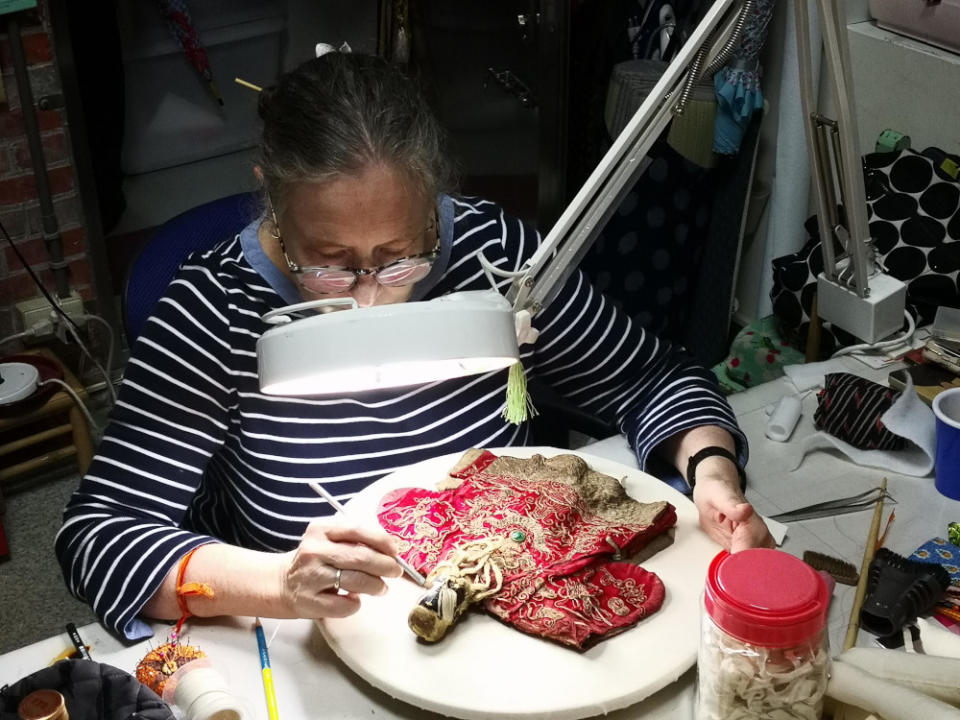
[258,0,893,397]
[258,293,520,395]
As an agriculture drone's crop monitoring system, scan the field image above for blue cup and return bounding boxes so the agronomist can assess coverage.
[933,387,960,500]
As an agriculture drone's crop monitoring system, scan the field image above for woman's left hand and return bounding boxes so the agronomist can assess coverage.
[693,472,775,553]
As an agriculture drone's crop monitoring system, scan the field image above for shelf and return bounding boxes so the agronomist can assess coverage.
[847,21,960,156]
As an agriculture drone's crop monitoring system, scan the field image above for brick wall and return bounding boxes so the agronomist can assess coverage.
[0,2,90,339]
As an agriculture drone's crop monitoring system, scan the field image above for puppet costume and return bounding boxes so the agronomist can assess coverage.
[377,449,677,649]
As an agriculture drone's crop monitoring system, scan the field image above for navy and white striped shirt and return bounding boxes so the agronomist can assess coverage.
[56,195,745,639]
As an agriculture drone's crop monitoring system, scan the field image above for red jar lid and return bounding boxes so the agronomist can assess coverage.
[704,549,829,647]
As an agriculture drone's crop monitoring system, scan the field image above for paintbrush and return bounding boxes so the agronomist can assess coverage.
[307,481,426,586]
[844,478,887,651]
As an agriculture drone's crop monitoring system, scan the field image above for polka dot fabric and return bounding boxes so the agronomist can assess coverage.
[580,138,716,343]
[771,148,960,357]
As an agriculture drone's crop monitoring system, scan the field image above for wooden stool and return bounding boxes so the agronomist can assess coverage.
[0,348,94,491]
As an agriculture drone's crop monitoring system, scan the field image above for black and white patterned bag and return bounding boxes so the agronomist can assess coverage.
[771,147,960,357]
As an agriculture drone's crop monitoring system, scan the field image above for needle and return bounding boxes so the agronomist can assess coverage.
[307,481,426,586]
[234,77,263,92]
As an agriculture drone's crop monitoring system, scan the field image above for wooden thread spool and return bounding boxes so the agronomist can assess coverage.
[17,690,68,720]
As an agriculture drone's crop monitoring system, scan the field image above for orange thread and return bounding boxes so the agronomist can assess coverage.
[174,546,215,637]
[875,509,896,551]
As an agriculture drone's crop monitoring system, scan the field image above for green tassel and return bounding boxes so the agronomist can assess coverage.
[502,361,538,425]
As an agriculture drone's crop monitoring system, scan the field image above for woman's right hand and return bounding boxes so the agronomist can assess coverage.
[279,521,404,619]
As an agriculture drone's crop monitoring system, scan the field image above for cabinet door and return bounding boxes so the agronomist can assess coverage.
[387,0,568,226]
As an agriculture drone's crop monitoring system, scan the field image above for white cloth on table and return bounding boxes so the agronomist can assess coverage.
[792,374,937,477]
[783,359,851,392]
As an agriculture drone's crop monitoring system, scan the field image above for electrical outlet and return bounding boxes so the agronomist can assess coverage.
[16,291,86,334]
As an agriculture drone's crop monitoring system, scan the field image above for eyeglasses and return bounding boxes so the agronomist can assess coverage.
[270,203,440,295]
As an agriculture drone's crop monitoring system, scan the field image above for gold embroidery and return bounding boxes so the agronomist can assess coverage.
[608,597,629,616]
[482,454,669,526]
[380,451,672,646]
[531,605,567,625]
[383,455,671,582]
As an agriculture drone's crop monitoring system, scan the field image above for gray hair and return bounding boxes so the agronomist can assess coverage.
[257,53,456,213]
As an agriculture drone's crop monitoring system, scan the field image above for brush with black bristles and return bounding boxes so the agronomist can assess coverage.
[803,550,860,586]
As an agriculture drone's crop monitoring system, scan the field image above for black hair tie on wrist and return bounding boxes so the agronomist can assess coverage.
[686,446,746,492]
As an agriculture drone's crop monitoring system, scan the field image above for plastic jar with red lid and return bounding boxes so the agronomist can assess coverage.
[696,548,831,720]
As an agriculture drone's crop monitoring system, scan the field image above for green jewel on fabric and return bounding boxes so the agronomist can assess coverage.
[510,530,526,543]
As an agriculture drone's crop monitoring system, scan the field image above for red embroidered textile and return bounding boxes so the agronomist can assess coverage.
[378,450,677,649]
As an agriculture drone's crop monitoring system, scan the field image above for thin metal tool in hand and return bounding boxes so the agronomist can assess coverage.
[843,477,887,651]
[307,481,426,586]
[769,486,895,523]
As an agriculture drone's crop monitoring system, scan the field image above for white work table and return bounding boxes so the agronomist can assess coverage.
[2,359,958,719]
[591,356,960,656]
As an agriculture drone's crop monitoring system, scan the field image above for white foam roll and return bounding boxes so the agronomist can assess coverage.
[766,395,802,442]
[827,661,960,720]
[838,647,960,707]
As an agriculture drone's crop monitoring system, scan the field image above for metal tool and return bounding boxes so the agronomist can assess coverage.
[307,481,426,586]
[770,486,896,523]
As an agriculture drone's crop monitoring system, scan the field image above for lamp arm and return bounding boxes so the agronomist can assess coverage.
[794,0,906,345]
[506,0,744,316]
[701,0,755,78]
[796,0,873,298]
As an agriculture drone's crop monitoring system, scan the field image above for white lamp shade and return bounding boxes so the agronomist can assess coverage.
[257,290,520,395]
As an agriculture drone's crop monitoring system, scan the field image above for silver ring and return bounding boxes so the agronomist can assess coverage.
[333,567,342,593]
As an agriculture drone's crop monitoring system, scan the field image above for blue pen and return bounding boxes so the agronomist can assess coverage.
[255,618,280,720]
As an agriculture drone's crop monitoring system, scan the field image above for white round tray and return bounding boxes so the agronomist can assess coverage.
[319,446,720,720]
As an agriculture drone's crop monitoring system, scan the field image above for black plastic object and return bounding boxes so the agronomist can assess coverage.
[859,547,951,638]
[0,659,174,720]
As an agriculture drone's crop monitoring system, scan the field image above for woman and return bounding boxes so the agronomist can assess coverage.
[57,52,771,641]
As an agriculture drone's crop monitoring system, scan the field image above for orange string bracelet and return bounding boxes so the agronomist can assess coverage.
[173,546,215,639]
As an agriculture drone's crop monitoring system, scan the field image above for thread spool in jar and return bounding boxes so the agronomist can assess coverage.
[697,548,831,720]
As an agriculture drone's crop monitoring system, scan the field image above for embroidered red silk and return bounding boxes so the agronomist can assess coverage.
[378,450,677,649]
